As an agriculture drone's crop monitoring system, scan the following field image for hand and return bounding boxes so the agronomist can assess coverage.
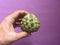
[0,10,30,45]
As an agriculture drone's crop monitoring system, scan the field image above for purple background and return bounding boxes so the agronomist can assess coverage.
[0,0,60,45]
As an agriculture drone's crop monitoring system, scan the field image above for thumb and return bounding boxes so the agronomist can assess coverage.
[14,32,31,41]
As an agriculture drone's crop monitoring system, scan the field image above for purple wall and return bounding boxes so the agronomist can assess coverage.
[0,0,60,45]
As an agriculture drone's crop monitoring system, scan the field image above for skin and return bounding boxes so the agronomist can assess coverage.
[0,10,30,45]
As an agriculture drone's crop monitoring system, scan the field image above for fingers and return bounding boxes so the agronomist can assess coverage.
[9,10,29,19]
[4,10,29,24]
[0,10,29,32]
[13,32,31,41]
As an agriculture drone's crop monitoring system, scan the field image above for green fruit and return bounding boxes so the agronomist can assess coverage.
[20,14,40,33]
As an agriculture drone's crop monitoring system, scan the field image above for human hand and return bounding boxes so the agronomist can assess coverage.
[0,10,30,45]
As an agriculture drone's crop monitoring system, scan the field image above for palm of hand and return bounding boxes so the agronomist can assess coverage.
[0,10,29,45]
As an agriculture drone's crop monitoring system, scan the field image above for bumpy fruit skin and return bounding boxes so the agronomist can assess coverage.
[20,14,40,33]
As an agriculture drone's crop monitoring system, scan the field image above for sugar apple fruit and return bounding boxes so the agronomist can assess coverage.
[20,14,40,33]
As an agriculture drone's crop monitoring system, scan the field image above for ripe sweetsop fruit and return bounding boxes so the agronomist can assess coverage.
[20,14,40,33]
